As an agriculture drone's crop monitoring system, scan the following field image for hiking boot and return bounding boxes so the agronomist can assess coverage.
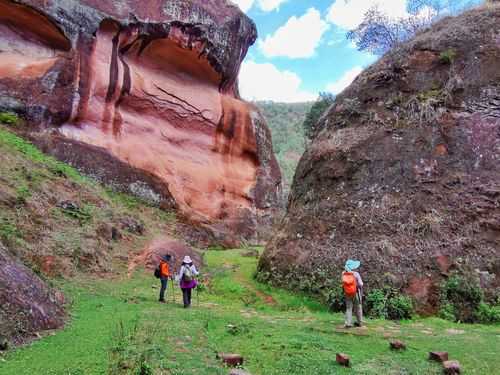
[354,322,363,327]
[159,299,166,303]
[344,324,353,329]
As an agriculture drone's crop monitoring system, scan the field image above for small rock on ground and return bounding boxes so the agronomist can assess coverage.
[217,353,244,367]
[429,351,449,363]
[336,353,350,367]
[390,340,406,350]
[443,360,461,374]
[229,369,252,375]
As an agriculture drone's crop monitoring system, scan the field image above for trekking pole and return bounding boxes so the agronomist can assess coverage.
[196,286,200,307]
[171,277,175,304]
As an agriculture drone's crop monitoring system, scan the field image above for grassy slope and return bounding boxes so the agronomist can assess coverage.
[1,249,498,375]
[0,125,176,276]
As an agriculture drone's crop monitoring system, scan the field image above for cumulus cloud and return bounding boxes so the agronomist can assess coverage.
[259,8,330,58]
[231,0,287,12]
[326,66,363,94]
[231,0,255,12]
[239,61,317,102]
[327,0,409,30]
[258,0,288,12]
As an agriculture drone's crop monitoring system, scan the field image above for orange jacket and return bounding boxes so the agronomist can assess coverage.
[159,261,171,278]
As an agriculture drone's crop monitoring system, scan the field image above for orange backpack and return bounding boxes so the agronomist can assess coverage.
[342,272,357,297]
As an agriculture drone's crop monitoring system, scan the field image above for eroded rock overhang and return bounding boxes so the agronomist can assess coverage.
[0,0,282,244]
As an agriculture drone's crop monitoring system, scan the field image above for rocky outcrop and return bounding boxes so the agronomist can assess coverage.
[258,6,500,312]
[0,0,281,244]
[0,241,65,345]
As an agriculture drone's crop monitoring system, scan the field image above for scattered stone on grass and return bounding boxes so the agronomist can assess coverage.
[229,369,252,375]
[336,353,350,367]
[429,351,449,363]
[446,329,465,335]
[217,353,244,367]
[443,360,461,374]
[390,340,406,350]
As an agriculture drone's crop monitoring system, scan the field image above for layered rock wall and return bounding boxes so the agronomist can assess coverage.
[0,0,281,244]
[259,6,500,311]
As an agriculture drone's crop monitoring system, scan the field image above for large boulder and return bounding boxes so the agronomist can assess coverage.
[0,241,65,345]
[0,0,281,244]
[258,6,500,312]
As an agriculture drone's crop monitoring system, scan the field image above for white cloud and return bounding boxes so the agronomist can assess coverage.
[231,0,287,12]
[259,8,330,58]
[326,66,363,94]
[327,0,409,30]
[239,61,317,102]
[258,0,287,12]
[231,0,255,12]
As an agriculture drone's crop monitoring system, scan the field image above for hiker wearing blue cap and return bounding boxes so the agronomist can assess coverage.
[342,259,364,328]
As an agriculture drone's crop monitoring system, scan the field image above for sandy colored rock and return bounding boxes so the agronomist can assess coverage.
[0,0,281,244]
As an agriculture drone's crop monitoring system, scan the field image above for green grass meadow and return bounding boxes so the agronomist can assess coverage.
[1,249,499,374]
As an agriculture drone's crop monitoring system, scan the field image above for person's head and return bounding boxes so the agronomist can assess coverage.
[182,255,193,265]
[162,254,172,262]
[345,259,361,272]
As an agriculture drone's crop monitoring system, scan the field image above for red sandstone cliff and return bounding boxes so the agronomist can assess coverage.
[0,0,281,244]
[258,6,500,312]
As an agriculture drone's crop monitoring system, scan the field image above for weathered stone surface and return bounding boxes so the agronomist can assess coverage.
[128,235,202,276]
[336,353,350,367]
[429,351,449,363]
[217,352,244,367]
[0,241,65,344]
[258,6,500,311]
[0,0,281,244]
[390,340,406,350]
[443,360,461,374]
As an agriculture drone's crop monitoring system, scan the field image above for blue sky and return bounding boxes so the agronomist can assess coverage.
[233,0,481,102]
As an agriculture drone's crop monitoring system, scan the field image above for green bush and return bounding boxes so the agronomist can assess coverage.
[439,303,457,321]
[365,288,414,320]
[303,92,335,139]
[366,289,388,319]
[473,302,500,324]
[440,275,483,323]
[0,112,18,125]
[325,285,345,312]
[439,49,457,64]
[387,294,414,320]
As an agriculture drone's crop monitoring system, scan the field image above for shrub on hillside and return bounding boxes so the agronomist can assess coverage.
[365,287,414,320]
[439,275,483,323]
[303,92,335,139]
[0,112,18,125]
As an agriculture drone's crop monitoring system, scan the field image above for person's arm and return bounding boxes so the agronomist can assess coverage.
[192,265,199,276]
[355,272,364,294]
[178,265,185,281]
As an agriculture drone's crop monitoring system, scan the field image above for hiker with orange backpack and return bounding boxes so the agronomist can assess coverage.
[156,254,172,303]
[342,259,364,328]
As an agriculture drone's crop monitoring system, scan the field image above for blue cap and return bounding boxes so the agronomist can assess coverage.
[345,259,361,272]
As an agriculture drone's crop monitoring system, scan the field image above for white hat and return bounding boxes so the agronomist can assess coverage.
[183,255,193,264]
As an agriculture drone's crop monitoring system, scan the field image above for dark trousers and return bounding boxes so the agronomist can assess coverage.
[182,288,192,307]
[159,278,168,301]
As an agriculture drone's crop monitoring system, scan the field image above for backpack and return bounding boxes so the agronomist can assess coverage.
[183,266,193,282]
[342,272,357,297]
[154,267,161,279]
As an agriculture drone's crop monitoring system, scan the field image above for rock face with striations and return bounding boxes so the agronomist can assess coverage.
[258,6,500,312]
[0,0,281,244]
[0,241,65,344]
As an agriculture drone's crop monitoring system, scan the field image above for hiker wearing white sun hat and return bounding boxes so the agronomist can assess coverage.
[178,255,199,308]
